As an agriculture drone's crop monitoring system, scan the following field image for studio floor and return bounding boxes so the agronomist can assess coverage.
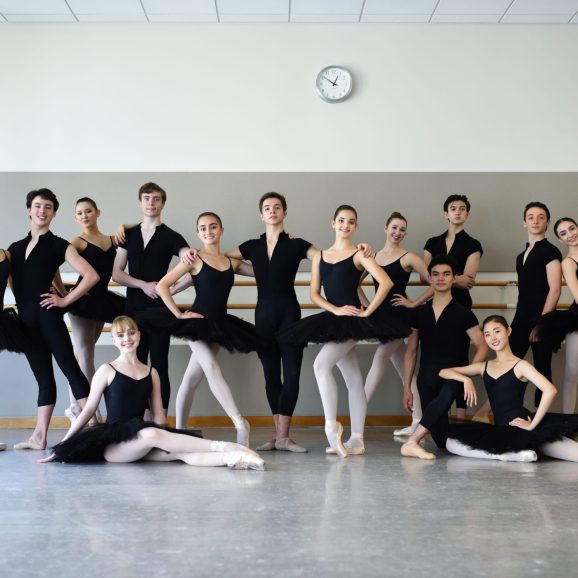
[1,427,578,578]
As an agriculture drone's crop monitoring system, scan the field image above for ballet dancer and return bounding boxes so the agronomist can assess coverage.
[138,212,258,446]
[58,197,125,424]
[112,182,190,417]
[39,316,264,470]
[442,315,578,462]
[7,189,99,450]
[424,195,483,420]
[281,205,409,456]
[535,217,578,413]
[400,256,488,460]
[359,212,431,437]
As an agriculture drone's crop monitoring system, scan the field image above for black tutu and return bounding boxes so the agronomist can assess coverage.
[447,413,578,454]
[65,284,126,323]
[278,309,410,346]
[136,309,263,353]
[52,418,202,462]
[0,307,29,354]
[535,308,578,352]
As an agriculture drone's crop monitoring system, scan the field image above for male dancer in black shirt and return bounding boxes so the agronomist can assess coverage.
[401,256,487,460]
[113,183,189,418]
[424,194,483,419]
[8,189,99,450]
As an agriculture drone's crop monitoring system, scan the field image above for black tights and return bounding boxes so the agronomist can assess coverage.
[137,327,171,409]
[20,304,89,406]
[418,365,461,448]
[256,296,304,416]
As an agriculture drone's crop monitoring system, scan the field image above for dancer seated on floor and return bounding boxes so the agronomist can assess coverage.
[280,205,410,457]
[441,315,578,462]
[137,212,259,447]
[358,211,431,438]
[39,316,265,470]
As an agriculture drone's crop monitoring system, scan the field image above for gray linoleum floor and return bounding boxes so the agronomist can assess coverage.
[1,427,578,578]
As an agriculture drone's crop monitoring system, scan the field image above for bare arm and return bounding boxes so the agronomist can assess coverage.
[156,262,199,319]
[356,253,393,317]
[403,329,419,413]
[306,245,320,261]
[114,223,138,246]
[467,325,489,364]
[454,252,481,290]
[224,247,244,260]
[51,270,68,297]
[562,257,578,303]
[357,270,371,308]
[439,362,485,407]
[231,258,254,277]
[112,247,158,298]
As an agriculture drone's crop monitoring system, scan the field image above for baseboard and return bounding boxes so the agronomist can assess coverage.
[0,415,412,429]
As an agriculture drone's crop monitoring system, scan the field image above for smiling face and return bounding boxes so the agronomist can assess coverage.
[332,209,357,239]
[483,321,511,352]
[385,218,407,244]
[112,327,140,353]
[555,220,578,248]
[75,201,100,229]
[28,195,56,228]
[444,201,469,226]
[524,207,549,236]
[139,190,165,218]
[196,215,223,246]
[430,263,455,293]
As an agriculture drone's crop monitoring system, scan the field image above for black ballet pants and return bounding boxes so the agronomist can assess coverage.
[255,296,304,416]
[417,364,461,448]
[136,326,171,409]
[20,303,90,407]
[510,315,552,407]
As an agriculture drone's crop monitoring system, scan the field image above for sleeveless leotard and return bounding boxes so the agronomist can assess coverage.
[373,254,411,307]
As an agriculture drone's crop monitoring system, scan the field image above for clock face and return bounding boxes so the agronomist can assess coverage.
[316,66,353,103]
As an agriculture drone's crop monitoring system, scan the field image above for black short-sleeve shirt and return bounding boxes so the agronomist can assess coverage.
[409,299,479,367]
[424,230,483,308]
[119,224,188,313]
[239,232,311,299]
[8,231,69,306]
[515,238,562,316]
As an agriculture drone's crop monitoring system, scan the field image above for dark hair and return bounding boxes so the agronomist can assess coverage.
[428,255,457,275]
[138,182,167,202]
[524,201,550,221]
[76,197,98,210]
[259,192,287,212]
[333,204,357,220]
[554,217,577,238]
[386,211,407,226]
[482,315,509,330]
[196,211,223,228]
[26,188,59,212]
[443,194,470,213]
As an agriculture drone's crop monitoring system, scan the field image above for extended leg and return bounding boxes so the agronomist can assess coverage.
[175,354,205,429]
[538,436,578,462]
[364,339,402,402]
[390,343,422,435]
[561,332,578,413]
[446,438,537,462]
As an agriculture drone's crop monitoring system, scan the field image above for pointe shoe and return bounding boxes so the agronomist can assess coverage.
[393,420,420,437]
[233,417,251,447]
[0,442,6,451]
[401,442,435,460]
[255,440,276,451]
[326,439,365,455]
[64,407,78,425]
[223,451,266,471]
[274,438,308,453]
[325,422,347,458]
[14,440,46,451]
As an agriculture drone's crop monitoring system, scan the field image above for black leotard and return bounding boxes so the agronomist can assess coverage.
[103,365,153,423]
[0,253,28,353]
[373,254,411,307]
[191,257,234,317]
[320,251,363,307]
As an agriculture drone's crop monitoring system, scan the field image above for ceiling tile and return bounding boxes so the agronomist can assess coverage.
[0,0,69,14]
[292,0,364,16]
[363,0,438,15]
[431,14,502,22]
[220,14,288,22]
[147,13,218,22]
[4,13,76,21]
[143,0,216,14]
[68,0,144,15]
[361,14,430,22]
[507,0,578,15]
[435,0,511,15]
[501,14,574,22]
[218,0,288,15]
[76,13,148,22]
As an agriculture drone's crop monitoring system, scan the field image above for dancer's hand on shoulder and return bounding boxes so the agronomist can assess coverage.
[509,416,534,431]
[181,248,198,266]
[356,243,373,258]
[38,453,56,464]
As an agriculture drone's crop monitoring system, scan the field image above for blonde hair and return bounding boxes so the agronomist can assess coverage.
[111,316,138,335]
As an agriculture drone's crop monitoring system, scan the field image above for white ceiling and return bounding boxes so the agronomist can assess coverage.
[0,0,577,23]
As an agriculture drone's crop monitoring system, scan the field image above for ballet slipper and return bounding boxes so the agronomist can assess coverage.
[223,451,266,471]
[64,407,77,425]
[393,420,420,437]
[14,440,46,451]
[499,450,537,462]
[401,441,435,460]
[325,421,347,458]
[232,415,250,447]
[255,440,276,451]
[274,438,308,453]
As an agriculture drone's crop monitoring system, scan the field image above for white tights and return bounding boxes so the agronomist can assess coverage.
[313,340,366,436]
[561,332,578,413]
[364,339,422,422]
[68,315,104,419]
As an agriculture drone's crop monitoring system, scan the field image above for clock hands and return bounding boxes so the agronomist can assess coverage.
[323,76,337,87]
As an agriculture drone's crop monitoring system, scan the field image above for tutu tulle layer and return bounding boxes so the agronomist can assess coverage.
[0,307,29,353]
[447,412,578,454]
[66,286,126,323]
[137,309,263,353]
[52,418,202,462]
[278,309,410,346]
[536,308,578,352]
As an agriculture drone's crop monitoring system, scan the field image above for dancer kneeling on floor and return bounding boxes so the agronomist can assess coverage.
[442,315,578,462]
[39,316,264,470]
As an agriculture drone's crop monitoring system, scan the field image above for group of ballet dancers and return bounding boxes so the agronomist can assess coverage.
[0,185,577,468]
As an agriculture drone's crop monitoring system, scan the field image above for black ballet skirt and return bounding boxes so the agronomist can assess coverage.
[0,258,29,354]
[279,252,410,346]
[447,364,578,454]
[65,239,126,323]
[137,257,263,354]
[52,367,201,463]
[535,304,578,353]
